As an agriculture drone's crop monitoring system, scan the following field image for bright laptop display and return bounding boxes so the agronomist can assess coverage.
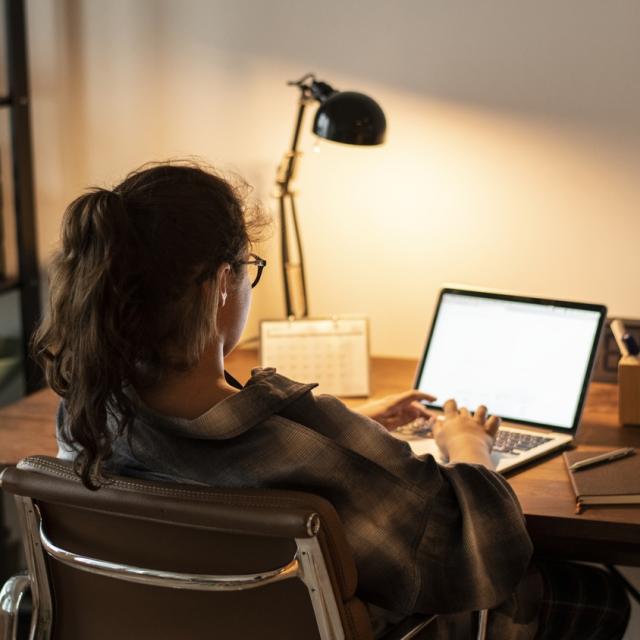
[400,288,607,473]
[415,290,607,432]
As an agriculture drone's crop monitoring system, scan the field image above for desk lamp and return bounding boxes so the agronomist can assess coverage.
[275,73,386,318]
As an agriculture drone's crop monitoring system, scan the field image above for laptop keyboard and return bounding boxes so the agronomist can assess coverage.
[493,430,552,455]
[395,419,554,457]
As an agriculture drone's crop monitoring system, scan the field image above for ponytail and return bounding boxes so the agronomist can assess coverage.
[33,188,139,488]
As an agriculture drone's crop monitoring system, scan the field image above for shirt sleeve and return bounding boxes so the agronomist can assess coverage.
[414,462,533,613]
[281,390,533,615]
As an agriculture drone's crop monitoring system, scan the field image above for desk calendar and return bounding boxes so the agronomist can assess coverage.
[260,317,370,397]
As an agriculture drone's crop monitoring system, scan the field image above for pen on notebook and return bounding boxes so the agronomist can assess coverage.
[568,447,635,471]
[622,333,640,356]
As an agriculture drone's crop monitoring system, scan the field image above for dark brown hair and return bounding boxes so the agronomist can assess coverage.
[32,162,266,488]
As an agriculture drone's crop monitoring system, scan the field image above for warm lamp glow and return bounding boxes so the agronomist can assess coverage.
[275,73,386,318]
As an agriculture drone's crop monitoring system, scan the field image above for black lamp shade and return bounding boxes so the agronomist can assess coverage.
[312,91,386,146]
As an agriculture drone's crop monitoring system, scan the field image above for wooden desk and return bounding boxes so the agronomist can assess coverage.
[1,350,639,566]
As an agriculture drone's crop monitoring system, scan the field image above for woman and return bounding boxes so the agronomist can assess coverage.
[33,162,629,639]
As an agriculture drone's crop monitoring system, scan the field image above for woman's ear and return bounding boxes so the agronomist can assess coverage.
[216,263,231,306]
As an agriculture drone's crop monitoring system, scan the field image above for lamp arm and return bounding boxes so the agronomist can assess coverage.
[288,192,309,317]
[276,76,336,193]
[277,189,309,318]
[278,194,294,317]
[275,84,315,318]
[276,96,309,194]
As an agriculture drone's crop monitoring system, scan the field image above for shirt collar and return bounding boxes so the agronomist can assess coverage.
[125,367,317,440]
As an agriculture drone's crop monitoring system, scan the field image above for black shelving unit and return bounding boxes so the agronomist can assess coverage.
[1,0,42,394]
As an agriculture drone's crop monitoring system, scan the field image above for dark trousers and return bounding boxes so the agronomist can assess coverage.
[413,560,631,639]
[534,561,631,640]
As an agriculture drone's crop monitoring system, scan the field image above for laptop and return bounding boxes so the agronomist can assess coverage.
[394,287,607,473]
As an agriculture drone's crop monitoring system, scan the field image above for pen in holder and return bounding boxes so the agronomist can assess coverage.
[618,355,640,426]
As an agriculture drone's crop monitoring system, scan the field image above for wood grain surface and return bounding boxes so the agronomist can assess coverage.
[2,349,639,564]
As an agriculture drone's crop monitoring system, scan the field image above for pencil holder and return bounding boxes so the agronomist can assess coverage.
[618,355,640,426]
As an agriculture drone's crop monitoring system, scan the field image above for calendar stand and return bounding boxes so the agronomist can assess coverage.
[259,317,370,397]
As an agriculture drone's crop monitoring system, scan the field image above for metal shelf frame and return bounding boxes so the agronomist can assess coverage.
[0,0,43,393]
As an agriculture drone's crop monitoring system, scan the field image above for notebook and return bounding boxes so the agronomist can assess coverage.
[563,449,640,513]
[394,287,607,473]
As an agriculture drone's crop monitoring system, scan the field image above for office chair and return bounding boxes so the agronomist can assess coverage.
[0,456,488,640]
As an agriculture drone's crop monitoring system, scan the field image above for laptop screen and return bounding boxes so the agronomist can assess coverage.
[415,290,606,431]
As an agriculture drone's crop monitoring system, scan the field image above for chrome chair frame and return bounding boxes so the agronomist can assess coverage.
[7,496,354,640]
[0,574,30,640]
[1,460,488,640]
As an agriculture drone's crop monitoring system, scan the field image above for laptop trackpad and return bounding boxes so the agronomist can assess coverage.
[406,436,442,461]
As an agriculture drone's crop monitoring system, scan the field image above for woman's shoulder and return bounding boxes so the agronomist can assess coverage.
[112,368,320,442]
[244,366,317,396]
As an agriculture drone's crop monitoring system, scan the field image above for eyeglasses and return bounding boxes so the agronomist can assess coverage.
[241,253,267,288]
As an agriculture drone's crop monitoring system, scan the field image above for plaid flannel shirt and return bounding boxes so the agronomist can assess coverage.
[57,367,534,632]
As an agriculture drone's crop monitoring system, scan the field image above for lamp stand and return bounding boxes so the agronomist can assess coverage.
[274,73,382,318]
[275,79,317,318]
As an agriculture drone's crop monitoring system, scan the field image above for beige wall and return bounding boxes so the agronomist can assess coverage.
[26,0,640,357]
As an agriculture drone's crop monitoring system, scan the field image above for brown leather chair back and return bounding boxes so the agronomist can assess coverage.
[1,456,373,640]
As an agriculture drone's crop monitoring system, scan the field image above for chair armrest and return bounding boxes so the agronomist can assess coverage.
[378,614,437,640]
[0,574,30,640]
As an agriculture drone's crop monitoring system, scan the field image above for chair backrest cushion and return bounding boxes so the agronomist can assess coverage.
[1,456,373,640]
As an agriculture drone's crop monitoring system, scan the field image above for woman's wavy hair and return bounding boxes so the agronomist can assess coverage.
[31,161,266,489]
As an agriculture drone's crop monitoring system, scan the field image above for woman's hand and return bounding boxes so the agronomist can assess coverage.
[432,398,500,468]
[357,390,437,430]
